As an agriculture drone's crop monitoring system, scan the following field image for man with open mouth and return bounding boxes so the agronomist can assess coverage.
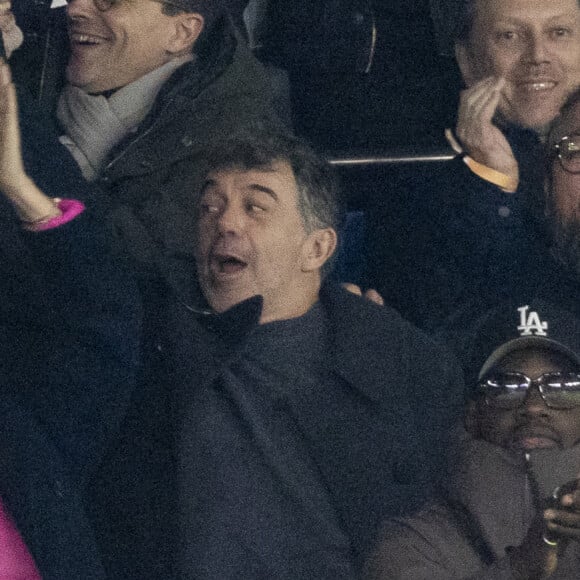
[158,131,464,578]
[365,300,580,580]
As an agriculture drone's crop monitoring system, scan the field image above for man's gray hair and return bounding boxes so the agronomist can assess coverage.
[199,132,343,235]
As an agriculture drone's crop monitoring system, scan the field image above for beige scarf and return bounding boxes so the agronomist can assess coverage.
[57,55,193,181]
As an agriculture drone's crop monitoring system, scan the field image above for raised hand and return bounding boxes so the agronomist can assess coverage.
[0,2,23,59]
[0,58,26,190]
[455,76,519,183]
[0,59,60,224]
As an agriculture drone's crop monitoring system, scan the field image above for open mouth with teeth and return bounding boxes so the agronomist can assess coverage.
[70,33,105,47]
[518,81,557,93]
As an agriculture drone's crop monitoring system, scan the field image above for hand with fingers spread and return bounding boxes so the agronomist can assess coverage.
[455,77,519,184]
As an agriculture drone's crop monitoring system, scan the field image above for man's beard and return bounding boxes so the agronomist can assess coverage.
[549,212,580,280]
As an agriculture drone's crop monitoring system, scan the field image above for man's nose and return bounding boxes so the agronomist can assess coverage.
[519,385,549,416]
[216,204,245,234]
[524,32,550,64]
[66,0,95,16]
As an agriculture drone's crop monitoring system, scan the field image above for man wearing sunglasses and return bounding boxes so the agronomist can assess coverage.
[365,300,580,579]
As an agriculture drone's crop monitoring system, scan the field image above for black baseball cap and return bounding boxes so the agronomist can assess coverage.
[463,301,580,388]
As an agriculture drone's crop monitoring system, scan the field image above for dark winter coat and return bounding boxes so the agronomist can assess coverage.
[161,283,464,578]
[366,126,548,332]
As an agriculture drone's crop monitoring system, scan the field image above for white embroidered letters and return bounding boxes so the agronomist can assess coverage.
[517,305,548,336]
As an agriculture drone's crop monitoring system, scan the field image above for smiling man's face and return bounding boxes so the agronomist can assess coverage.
[468,347,580,451]
[195,162,333,324]
[456,0,580,129]
[65,0,201,93]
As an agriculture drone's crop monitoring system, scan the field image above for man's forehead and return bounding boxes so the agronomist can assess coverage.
[204,162,299,196]
[472,0,580,25]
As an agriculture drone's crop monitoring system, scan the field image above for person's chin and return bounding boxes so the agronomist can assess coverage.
[205,285,258,315]
[500,98,562,132]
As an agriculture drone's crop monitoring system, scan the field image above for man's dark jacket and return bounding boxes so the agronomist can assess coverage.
[366,126,547,332]
[145,284,463,578]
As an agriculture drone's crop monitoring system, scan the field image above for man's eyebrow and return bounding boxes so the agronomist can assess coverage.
[248,183,279,201]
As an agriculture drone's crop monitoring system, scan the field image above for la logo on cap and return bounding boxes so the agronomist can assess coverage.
[517,305,548,337]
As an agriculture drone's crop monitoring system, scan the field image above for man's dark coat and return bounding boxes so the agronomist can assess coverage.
[162,284,464,578]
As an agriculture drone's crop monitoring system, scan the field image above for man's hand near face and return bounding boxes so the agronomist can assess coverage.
[455,76,520,185]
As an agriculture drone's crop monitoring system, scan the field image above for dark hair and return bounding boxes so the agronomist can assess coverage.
[200,132,343,234]
[160,0,225,47]
[428,0,477,50]
[199,132,343,274]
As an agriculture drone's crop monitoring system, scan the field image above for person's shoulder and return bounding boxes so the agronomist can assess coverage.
[322,283,456,362]
[365,499,481,580]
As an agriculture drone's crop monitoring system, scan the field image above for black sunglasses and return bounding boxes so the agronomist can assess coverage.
[477,372,580,409]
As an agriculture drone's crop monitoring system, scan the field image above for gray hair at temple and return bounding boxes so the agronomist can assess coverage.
[160,0,225,46]
[198,132,343,236]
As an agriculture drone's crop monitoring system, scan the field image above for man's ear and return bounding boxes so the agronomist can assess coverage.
[301,228,338,272]
[455,42,478,87]
[166,13,204,55]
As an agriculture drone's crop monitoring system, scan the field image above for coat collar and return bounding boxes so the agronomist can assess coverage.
[180,282,410,404]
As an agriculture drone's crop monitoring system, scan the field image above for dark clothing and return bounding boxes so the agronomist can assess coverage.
[0,212,142,579]
[16,11,284,298]
[151,284,464,578]
[364,432,580,579]
[439,252,580,371]
[366,126,548,332]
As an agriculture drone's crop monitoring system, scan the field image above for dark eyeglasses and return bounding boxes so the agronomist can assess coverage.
[477,372,580,409]
[553,134,580,175]
[65,0,187,12]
